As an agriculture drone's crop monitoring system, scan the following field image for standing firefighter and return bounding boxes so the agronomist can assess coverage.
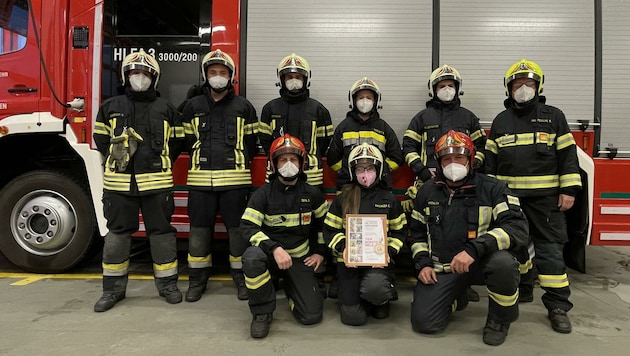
[410,131,529,346]
[181,49,258,302]
[93,49,184,312]
[241,134,328,338]
[485,59,582,333]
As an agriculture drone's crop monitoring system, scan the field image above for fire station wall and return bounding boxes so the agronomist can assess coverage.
[245,0,433,138]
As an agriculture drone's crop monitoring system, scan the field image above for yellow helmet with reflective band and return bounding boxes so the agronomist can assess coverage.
[277,53,311,88]
[348,77,381,108]
[504,58,544,95]
[348,142,384,182]
[428,64,462,97]
[201,49,236,83]
[121,49,160,89]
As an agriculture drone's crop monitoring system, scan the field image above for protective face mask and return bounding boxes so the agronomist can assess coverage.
[513,84,536,103]
[285,78,303,91]
[356,170,377,187]
[442,162,469,182]
[356,98,374,114]
[208,76,230,90]
[129,73,152,92]
[278,161,300,180]
[437,86,456,102]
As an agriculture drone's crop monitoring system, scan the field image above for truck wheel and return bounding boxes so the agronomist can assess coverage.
[0,171,97,273]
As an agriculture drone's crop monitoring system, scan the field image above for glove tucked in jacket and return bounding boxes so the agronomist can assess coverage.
[108,127,143,172]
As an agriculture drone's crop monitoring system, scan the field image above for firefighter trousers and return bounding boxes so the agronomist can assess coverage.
[336,264,395,326]
[520,195,573,312]
[101,191,178,278]
[242,246,323,325]
[411,250,520,334]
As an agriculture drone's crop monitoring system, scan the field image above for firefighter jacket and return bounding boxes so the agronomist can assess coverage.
[409,172,530,273]
[258,91,334,186]
[241,178,329,259]
[403,98,486,182]
[327,110,404,188]
[182,87,258,191]
[485,96,582,197]
[94,89,184,195]
[323,184,407,262]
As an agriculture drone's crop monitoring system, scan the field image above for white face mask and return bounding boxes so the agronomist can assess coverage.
[278,161,300,180]
[129,73,152,92]
[356,98,374,114]
[437,86,456,102]
[513,84,536,103]
[285,78,303,91]
[208,75,229,90]
[442,162,469,182]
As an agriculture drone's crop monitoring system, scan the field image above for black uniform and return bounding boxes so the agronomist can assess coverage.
[403,98,486,182]
[241,178,328,324]
[409,172,529,333]
[93,87,184,293]
[327,110,404,190]
[485,96,582,312]
[323,184,407,326]
[181,85,258,278]
[259,89,333,186]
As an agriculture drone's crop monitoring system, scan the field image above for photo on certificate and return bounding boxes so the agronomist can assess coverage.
[344,214,388,267]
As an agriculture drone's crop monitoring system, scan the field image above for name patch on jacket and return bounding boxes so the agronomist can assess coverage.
[374,203,390,209]
[428,200,440,206]
[300,198,311,203]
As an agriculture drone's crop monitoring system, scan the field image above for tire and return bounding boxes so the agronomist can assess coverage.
[0,171,98,273]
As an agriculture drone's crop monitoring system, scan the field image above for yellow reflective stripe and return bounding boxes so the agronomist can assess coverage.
[188,254,212,268]
[313,201,329,219]
[245,269,271,290]
[242,207,264,226]
[389,213,407,231]
[496,174,559,190]
[154,260,178,277]
[487,228,511,250]
[317,232,325,245]
[341,131,386,151]
[250,231,270,246]
[487,288,518,307]
[183,121,195,135]
[94,121,111,135]
[478,206,491,235]
[325,212,344,229]
[519,258,533,274]
[405,151,421,166]
[475,151,485,162]
[244,122,258,135]
[493,201,509,220]
[387,237,403,252]
[172,126,185,138]
[102,260,130,276]
[485,139,498,154]
[258,121,272,135]
[329,233,345,251]
[470,129,484,141]
[411,209,425,224]
[307,122,318,155]
[411,242,429,257]
[507,195,520,206]
[404,129,422,143]
[304,167,324,186]
[559,173,582,188]
[229,255,242,269]
[264,212,301,227]
[186,169,252,187]
[433,262,451,273]
[136,172,173,191]
[538,273,570,288]
[556,132,576,150]
[385,157,400,171]
[103,171,132,191]
[285,240,310,258]
[330,159,342,172]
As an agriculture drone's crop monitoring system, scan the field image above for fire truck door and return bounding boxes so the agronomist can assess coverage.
[0,0,41,118]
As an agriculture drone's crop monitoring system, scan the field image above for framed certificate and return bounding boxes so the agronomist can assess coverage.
[344,214,388,267]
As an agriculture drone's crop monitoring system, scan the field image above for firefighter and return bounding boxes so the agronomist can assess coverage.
[323,143,407,326]
[93,49,185,312]
[257,53,334,297]
[485,59,582,334]
[410,130,529,346]
[327,77,404,191]
[181,49,258,302]
[241,134,328,338]
[402,64,487,302]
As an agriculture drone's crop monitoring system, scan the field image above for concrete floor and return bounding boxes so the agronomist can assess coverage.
[1,245,630,356]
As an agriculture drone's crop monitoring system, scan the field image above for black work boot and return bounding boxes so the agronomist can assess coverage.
[155,276,183,304]
[94,275,128,312]
[467,286,480,302]
[186,268,210,302]
[250,313,273,338]
[455,289,470,311]
[372,303,390,319]
[548,309,572,333]
[231,269,249,301]
[483,318,510,346]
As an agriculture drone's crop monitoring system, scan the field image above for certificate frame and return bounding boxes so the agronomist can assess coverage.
[344,214,388,267]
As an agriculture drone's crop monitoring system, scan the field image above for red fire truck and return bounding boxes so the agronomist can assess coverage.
[0,0,628,274]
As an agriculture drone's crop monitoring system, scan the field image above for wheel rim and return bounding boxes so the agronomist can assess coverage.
[10,189,77,256]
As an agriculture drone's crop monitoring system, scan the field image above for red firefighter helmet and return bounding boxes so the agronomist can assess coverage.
[269,134,307,172]
[434,130,475,162]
